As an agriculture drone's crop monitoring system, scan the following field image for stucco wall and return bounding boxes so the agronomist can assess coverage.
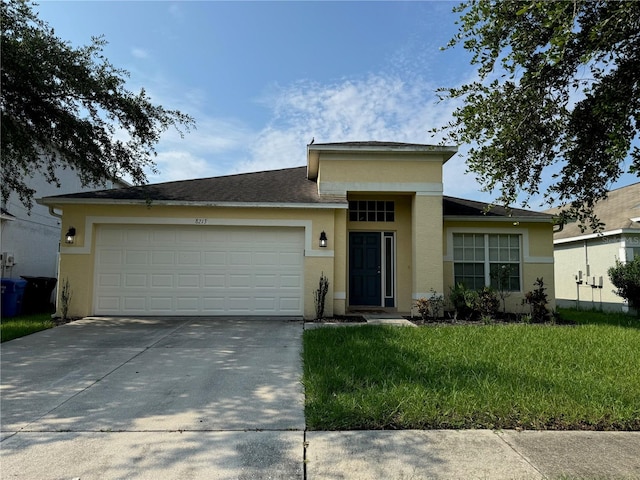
[56,203,340,319]
[318,154,443,185]
[442,220,556,314]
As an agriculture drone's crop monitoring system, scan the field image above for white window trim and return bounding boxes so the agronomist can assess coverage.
[452,232,523,291]
[444,227,553,264]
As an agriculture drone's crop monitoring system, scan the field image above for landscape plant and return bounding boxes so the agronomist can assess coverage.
[476,286,500,318]
[448,283,478,320]
[523,277,550,323]
[414,289,444,322]
[491,264,513,314]
[608,256,640,314]
[60,278,72,321]
[313,272,329,321]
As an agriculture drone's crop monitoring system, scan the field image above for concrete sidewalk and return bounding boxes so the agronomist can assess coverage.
[306,430,640,479]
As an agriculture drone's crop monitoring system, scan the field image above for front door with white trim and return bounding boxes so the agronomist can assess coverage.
[348,231,395,307]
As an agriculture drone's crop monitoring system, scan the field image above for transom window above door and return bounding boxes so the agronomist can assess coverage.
[348,200,395,222]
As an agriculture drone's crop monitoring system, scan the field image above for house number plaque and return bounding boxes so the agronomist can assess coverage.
[195,218,208,225]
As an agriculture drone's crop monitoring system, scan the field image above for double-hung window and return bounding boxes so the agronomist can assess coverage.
[453,233,521,291]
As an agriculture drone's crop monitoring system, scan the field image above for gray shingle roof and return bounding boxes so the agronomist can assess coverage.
[40,166,346,205]
[39,164,554,222]
[545,182,640,240]
[443,196,552,219]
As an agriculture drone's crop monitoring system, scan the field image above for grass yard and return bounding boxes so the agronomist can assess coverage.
[1,313,55,343]
[303,309,640,431]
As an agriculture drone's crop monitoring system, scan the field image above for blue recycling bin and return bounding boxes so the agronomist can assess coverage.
[1,278,28,318]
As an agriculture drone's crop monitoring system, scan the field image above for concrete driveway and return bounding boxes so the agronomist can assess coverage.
[1,317,304,479]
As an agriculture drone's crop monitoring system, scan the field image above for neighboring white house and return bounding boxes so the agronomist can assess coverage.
[546,183,640,312]
[1,165,126,280]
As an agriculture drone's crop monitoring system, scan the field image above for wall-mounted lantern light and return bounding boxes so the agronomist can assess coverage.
[319,231,328,248]
[65,227,76,244]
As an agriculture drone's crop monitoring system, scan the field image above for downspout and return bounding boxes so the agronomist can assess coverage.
[48,206,63,316]
[48,206,63,220]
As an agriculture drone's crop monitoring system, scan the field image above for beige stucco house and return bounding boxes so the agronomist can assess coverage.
[39,141,556,319]
[546,182,640,312]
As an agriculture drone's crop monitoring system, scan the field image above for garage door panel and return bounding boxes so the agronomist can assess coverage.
[150,297,173,311]
[151,274,173,288]
[126,230,151,244]
[97,273,121,288]
[125,250,149,265]
[176,297,199,311]
[281,274,302,288]
[255,274,277,287]
[229,274,251,288]
[124,274,148,287]
[151,230,176,244]
[98,250,123,266]
[123,297,146,312]
[254,252,278,266]
[152,251,175,265]
[177,251,201,265]
[203,251,226,266]
[97,296,120,311]
[177,274,200,288]
[94,225,303,316]
[229,252,252,266]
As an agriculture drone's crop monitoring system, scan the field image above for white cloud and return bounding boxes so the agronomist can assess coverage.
[144,70,494,202]
[238,73,490,201]
[153,151,220,183]
[131,48,149,59]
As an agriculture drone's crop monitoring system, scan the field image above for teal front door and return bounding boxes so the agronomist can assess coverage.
[349,232,382,306]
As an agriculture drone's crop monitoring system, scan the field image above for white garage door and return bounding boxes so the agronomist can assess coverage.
[93,224,304,316]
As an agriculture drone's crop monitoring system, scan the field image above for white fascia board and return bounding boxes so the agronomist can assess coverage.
[553,228,638,245]
[308,143,458,159]
[37,198,348,210]
[444,215,553,223]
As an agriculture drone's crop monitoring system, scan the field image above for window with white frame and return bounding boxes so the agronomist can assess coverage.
[348,200,395,222]
[453,233,522,291]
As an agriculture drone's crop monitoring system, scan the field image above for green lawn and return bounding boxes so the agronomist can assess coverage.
[1,313,55,343]
[303,309,640,431]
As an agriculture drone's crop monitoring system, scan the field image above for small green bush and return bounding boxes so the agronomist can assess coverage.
[523,277,550,323]
[476,286,500,317]
[415,289,444,321]
[608,256,640,313]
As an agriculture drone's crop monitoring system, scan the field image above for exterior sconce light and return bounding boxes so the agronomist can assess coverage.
[65,227,76,244]
[319,231,328,248]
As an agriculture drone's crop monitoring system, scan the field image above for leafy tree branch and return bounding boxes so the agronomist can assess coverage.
[436,0,639,230]
[1,0,195,209]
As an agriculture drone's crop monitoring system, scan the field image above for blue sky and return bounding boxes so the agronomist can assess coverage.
[34,1,636,207]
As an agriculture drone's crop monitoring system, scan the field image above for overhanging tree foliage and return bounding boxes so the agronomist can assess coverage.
[437,0,639,230]
[1,0,194,209]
